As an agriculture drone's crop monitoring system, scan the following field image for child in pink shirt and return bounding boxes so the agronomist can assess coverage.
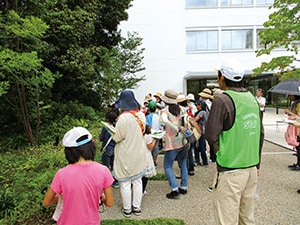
[43,127,114,225]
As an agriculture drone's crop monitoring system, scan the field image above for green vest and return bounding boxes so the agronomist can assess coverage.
[217,90,260,169]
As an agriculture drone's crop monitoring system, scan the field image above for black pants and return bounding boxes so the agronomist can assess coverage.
[296,137,300,165]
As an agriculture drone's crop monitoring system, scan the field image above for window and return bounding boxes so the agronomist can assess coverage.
[256,0,274,5]
[186,31,218,51]
[221,0,252,6]
[256,29,264,49]
[186,0,217,7]
[221,29,253,50]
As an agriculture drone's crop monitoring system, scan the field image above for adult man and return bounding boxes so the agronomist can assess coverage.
[206,59,264,225]
[256,88,266,116]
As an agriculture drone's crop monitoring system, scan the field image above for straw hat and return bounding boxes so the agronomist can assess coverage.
[176,94,188,103]
[199,88,213,100]
[161,89,178,104]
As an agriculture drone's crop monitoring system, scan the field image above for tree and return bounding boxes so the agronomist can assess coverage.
[93,32,146,107]
[0,10,60,146]
[254,0,300,80]
[0,1,146,148]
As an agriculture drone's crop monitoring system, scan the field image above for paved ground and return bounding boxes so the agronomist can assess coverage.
[101,108,300,225]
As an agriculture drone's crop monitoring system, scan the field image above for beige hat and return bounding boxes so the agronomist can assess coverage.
[144,94,152,103]
[161,89,178,104]
[154,92,162,98]
[199,88,213,100]
[176,94,187,103]
[212,88,223,96]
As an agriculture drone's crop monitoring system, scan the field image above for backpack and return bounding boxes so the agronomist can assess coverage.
[180,114,201,144]
[285,124,299,147]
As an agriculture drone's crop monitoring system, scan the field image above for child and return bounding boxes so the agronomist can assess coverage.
[100,111,119,187]
[43,127,114,225]
[142,125,158,196]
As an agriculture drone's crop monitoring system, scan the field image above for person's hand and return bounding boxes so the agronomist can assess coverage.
[101,193,106,203]
[293,121,300,128]
[284,108,289,114]
[288,115,296,120]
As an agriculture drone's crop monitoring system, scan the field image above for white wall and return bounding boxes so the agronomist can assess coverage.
[119,1,288,102]
[119,0,186,103]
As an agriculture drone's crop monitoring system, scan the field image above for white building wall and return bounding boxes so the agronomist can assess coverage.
[119,0,186,103]
[119,0,287,102]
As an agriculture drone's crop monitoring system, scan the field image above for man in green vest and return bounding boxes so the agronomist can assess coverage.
[206,58,264,225]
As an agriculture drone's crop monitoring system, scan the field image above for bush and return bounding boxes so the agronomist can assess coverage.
[0,144,66,224]
[0,124,104,224]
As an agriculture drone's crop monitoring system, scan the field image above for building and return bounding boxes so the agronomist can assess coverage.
[119,0,286,104]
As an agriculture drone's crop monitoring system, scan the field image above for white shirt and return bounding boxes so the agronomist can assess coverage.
[256,96,266,112]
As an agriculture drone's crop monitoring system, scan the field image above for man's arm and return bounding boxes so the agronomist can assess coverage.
[206,96,227,145]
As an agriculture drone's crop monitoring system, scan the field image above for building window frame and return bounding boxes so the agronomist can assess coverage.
[186,30,219,51]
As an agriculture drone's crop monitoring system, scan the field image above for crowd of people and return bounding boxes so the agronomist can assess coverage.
[43,58,267,225]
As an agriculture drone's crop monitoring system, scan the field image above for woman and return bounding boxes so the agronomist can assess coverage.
[285,95,300,170]
[43,127,114,225]
[160,89,189,199]
[194,100,209,166]
[112,90,148,217]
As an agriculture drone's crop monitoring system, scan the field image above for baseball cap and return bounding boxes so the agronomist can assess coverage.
[62,127,92,147]
[148,101,157,110]
[215,58,245,82]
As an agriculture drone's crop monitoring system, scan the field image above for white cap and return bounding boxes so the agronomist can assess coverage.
[62,127,92,147]
[187,93,195,101]
[216,58,245,82]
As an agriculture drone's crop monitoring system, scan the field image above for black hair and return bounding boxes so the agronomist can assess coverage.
[106,111,118,126]
[257,88,263,94]
[168,104,181,116]
[218,70,245,88]
[295,95,300,100]
[64,135,96,164]
[145,125,152,135]
[196,100,207,112]
[179,100,188,107]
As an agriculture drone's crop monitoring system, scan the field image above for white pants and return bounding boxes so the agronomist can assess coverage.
[119,177,143,211]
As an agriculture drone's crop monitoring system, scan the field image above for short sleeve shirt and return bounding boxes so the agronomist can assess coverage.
[50,162,114,225]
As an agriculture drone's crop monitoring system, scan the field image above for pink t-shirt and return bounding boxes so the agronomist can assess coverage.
[50,162,114,225]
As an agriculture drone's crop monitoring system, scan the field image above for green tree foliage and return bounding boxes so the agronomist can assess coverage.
[0,0,145,148]
[0,10,60,146]
[254,0,300,80]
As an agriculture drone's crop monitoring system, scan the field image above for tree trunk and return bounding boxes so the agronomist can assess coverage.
[17,82,34,145]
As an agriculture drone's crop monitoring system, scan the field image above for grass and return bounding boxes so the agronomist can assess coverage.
[102,218,185,225]
[148,173,168,181]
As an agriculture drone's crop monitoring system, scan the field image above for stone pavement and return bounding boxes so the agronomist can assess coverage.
[101,108,300,225]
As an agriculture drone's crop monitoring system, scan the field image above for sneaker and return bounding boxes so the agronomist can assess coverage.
[290,165,300,171]
[121,208,132,218]
[166,190,180,199]
[207,187,213,192]
[178,187,187,195]
[188,171,195,176]
[288,163,298,168]
[297,189,300,194]
[132,206,141,216]
[142,191,147,197]
[112,181,119,188]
